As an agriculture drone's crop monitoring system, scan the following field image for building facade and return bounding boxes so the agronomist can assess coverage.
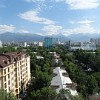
[0,40,2,48]
[38,42,43,46]
[90,38,100,47]
[44,37,53,48]
[70,42,96,51]
[0,52,30,98]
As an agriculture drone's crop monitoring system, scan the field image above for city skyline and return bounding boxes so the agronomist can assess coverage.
[0,0,100,36]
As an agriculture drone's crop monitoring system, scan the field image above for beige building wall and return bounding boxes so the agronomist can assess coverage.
[0,52,31,98]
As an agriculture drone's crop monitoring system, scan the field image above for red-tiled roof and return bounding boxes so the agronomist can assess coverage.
[0,52,27,68]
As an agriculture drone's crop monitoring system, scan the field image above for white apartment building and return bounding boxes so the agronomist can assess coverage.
[51,67,78,96]
[38,42,43,46]
[0,40,2,48]
[70,42,96,51]
[0,52,31,98]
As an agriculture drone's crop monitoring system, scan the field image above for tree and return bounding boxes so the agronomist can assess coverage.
[94,56,100,71]
[86,76,98,96]
[30,87,57,100]
[40,87,57,100]
[32,71,52,90]
[56,89,72,100]
[93,72,100,87]
[73,94,84,100]
[0,46,15,53]
[42,63,53,75]
[0,89,16,100]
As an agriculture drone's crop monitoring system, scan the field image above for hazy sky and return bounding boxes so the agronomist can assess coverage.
[0,0,100,36]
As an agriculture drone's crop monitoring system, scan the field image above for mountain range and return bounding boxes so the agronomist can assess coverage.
[0,32,44,42]
[0,32,100,42]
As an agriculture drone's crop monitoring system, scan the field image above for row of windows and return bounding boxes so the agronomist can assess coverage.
[17,59,27,67]
[4,80,10,87]
[4,74,10,81]
[4,67,27,78]
[3,61,28,75]
[4,65,14,74]
[4,69,28,83]
[17,64,27,71]
[4,75,27,88]
[3,69,28,82]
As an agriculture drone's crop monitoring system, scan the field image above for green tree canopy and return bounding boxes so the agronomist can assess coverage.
[0,89,16,100]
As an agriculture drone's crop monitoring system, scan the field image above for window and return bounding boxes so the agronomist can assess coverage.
[8,67,10,72]
[4,69,6,74]
[4,83,6,88]
[4,76,6,81]
[9,87,10,91]
[20,61,21,65]
[14,68,17,72]
[12,83,14,87]
[12,65,13,69]
[19,77,20,81]
[19,82,21,86]
[8,74,10,78]
[15,78,17,82]
[17,62,19,66]
[15,89,18,93]
[19,88,21,91]
[21,56,23,59]
[8,80,10,85]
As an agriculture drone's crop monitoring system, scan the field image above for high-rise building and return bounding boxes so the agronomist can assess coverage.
[0,52,31,98]
[38,42,43,46]
[65,40,71,49]
[0,40,2,48]
[44,37,53,48]
[24,42,27,47]
[90,38,100,47]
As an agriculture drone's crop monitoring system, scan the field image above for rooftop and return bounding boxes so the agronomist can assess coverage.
[51,67,78,96]
[0,52,27,68]
[36,56,44,59]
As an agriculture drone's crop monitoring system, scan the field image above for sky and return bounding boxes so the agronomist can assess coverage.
[0,0,100,36]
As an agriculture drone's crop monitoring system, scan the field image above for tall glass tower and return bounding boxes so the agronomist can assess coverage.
[44,37,53,48]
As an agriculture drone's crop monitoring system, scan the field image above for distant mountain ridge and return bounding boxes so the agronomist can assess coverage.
[0,32,44,42]
[53,33,100,42]
[0,32,100,42]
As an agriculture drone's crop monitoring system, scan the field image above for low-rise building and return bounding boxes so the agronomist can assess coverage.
[36,56,44,59]
[70,42,96,51]
[51,67,78,96]
[38,42,43,46]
